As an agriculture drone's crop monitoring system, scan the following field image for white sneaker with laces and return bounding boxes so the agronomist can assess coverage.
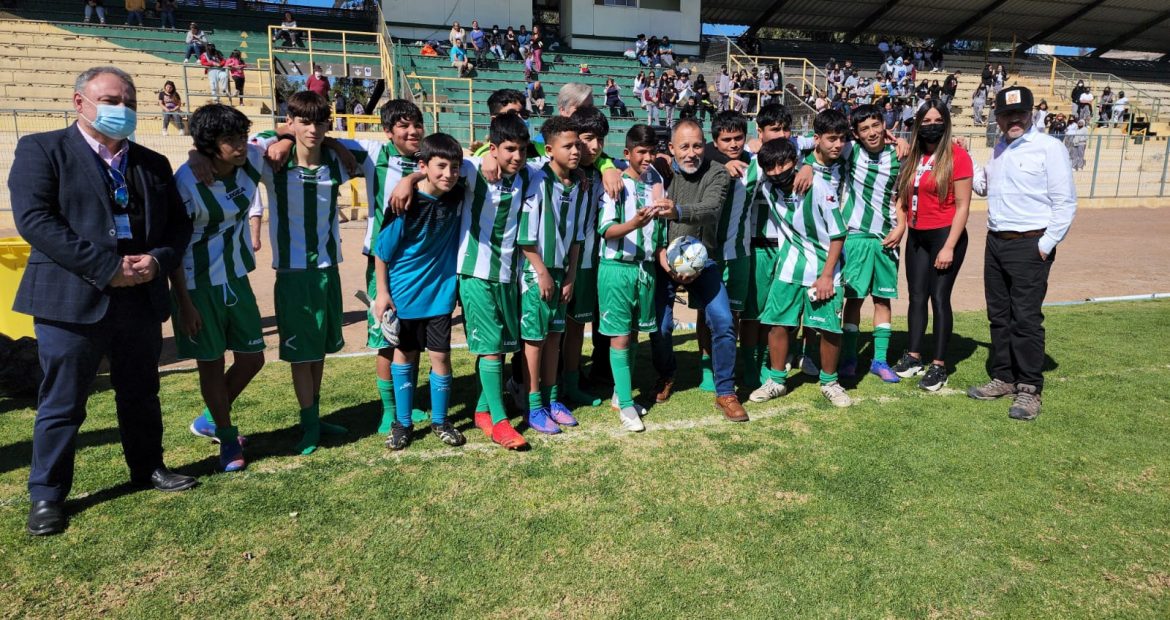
[619,406,645,432]
[749,379,788,403]
[820,381,852,408]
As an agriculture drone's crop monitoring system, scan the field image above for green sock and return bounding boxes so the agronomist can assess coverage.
[699,354,715,392]
[480,359,507,424]
[376,377,395,435]
[843,324,860,361]
[769,367,787,384]
[528,391,543,412]
[202,408,215,424]
[874,324,892,362]
[474,358,489,412]
[549,383,558,403]
[611,347,633,408]
[295,404,321,455]
[819,370,838,385]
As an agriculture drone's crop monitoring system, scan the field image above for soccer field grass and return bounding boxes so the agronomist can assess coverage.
[0,301,1167,618]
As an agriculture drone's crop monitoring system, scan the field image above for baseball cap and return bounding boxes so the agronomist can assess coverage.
[996,86,1033,113]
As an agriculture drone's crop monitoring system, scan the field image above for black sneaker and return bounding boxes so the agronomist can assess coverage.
[918,363,948,392]
[386,421,411,450]
[431,421,466,446]
[891,351,924,378]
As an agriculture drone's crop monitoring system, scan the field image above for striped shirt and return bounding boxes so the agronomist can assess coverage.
[457,158,542,283]
[256,136,375,270]
[359,139,417,255]
[576,168,603,270]
[841,143,900,238]
[598,170,667,263]
[524,163,586,273]
[716,154,762,260]
[174,144,263,289]
[770,153,847,286]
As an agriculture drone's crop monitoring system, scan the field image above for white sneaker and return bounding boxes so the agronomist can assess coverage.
[161,129,168,136]
[749,379,788,403]
[820,381,852,408]
[619,406,645,432]
[612,393,646,417]
[799,355,819,377]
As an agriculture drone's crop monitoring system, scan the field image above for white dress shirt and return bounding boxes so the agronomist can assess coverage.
[981,124,1077,255]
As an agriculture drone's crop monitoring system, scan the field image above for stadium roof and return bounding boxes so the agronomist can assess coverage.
[703,0,1170,56]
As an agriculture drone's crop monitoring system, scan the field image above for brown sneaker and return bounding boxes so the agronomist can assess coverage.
[715,394,749,422]
[1008,384,1042,421]
[653,377,674,404]
[967,378,1017,400]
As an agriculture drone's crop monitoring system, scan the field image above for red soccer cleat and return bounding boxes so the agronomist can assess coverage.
[491,420,528,450]
[474,411,494,438]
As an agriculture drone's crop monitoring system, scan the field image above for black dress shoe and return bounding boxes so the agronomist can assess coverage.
[27,500,67,536]
[132,468,198,492]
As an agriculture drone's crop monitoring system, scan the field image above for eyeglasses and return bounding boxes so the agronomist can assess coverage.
[106,165,129,208]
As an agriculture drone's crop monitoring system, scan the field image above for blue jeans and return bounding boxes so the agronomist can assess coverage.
[126,10,143,26]
[185,42,203,61]
[160,9,176,29]
[650,264,736,396]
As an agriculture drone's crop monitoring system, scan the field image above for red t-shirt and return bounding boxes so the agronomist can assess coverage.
[910,143,972,230]
[306,75,330,98]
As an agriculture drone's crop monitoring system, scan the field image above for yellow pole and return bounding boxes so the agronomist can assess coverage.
[468,79,474,144]
[268,26,277,123]
[1050,57,1056,97]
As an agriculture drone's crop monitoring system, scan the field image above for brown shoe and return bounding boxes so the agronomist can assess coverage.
[715,394,749,422]
[653,377,674,404]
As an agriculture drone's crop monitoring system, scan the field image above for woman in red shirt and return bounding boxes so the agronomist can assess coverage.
[891,99,973,391]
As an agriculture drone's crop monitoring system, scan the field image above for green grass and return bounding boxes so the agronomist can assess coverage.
[1,301,1168,618]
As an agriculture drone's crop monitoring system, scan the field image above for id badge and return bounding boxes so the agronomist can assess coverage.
[114,214,133,240]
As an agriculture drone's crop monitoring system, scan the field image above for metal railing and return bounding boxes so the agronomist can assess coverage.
[1045,56,1164,123]
[401,75,476,144]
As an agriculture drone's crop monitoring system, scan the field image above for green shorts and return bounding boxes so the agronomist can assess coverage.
[364,257,391,350]
[275,267,345,363]
[742,246,779,321]
[842,234,900,300]
[567,266,597,324]
[458,275,520,355]
[172,275,265,362]
[597,259,657,337]
[686,256,750,313]
[520,268,566,342]
[758,280,844,334]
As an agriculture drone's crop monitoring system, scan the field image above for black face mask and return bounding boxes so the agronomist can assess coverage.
[768,169,796,189]
[918,123,946,144]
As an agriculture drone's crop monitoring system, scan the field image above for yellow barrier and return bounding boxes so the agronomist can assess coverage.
[0,237,33,339]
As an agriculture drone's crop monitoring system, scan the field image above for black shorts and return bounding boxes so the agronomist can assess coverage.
[396,315,452,353]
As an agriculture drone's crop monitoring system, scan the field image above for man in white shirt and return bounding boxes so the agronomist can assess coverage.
[968,86,1077,421]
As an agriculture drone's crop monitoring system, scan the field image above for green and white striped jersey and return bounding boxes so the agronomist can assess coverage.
[598,170,667,264]
[576,167,603,270]
[174,144,263,290]
[457,158,543,283]
[716,154,762,260]
[768,153,847,286]
[523,163,587,273]
[359,139,417,255]
[253,135,375,270]
[841,143,901,238]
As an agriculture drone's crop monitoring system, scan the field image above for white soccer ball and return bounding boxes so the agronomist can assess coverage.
[379,308,401,348]
[666,236,708,278]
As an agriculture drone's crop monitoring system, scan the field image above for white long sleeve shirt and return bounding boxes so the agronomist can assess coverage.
[982,125,1077,255]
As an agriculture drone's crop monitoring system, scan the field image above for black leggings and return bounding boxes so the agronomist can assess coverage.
[905,226,968,363]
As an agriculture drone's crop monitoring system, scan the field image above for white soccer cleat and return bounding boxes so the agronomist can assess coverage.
[619,406,645,432]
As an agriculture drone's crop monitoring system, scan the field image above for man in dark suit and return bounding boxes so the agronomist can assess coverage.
[8,66,197,536]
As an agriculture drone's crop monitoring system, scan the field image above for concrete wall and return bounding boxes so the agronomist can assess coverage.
[381,0,532,42]
[562,0,701,56]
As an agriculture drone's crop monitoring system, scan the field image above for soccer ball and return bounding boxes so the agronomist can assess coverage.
[666,236,708,278]
[379,308,401,348]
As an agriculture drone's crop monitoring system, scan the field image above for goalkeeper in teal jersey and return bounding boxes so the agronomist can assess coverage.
[170,104,266,473]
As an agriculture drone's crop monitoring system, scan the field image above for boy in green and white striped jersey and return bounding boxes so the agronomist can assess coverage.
[597,125,672,433]
[752,111,852,408]
[839,104,905,383]
[517,116,586,435]
[249,91,377,455]
[169,104,266,473]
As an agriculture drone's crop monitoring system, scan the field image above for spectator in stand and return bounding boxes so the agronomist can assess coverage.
[450,38,472,77]
[634,34,649,67]
[642,78,659,125]
[225,50,246,106]
[826,62,844,100]
[716,66,730,112]
[306,65,329,98]
[1033,100,1048,131]
[757,70,777,108]
[184,22,207,62]
[275,12,305,48]
[930,46,944,73]
[633,70,646,101]
[1112,91,1128,123]
[728,71,747,113]
[468,21,487,59]
[1098,87,1114,126]
[928,79,942,102]
[994,65,1007,93]
[694,74,713,124]
[199,43,228,103]
[814,89,827,112]
[124,0,145,26]
[883,100,898,130]
[659,37,676,68]
[659,75,677,127]
[646,36,661,66]
[1070,80,1089,120]
[981,63,994,89]
[1068,118,1087,171]
[942,71,959,110]
[530,25,545,73]
[156,0,176,29]
[972,84,987,126]
[915,79,929,101]
[678,96,696,121]
[605,78,627,118]
[1049,113,1067,143]
[517,25,531,55]
[83,0,107,25]
[448,22,466,50]
[527,80,546,115]
[488,25,505,59]
[557,82,592,117]
[674,72,693,103]
[878,37,890,56]
[158,80,184,135]
[504,26,520,60]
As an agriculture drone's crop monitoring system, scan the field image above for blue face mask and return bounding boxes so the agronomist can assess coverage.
[81,95,137,140]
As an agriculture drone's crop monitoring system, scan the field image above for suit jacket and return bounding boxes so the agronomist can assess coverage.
[8,123,192,324]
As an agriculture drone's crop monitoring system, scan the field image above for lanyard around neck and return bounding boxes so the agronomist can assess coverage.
[910,150,937,226]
